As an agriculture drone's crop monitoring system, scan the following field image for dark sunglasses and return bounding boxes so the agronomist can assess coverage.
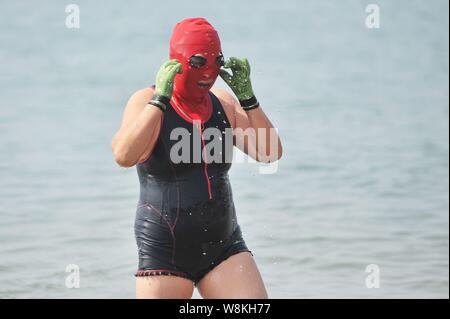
[189,53,225,68]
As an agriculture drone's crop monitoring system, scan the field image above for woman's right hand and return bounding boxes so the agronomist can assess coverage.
[155,59,182,99]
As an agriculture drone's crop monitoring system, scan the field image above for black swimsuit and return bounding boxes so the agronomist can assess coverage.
[134,91,251,285]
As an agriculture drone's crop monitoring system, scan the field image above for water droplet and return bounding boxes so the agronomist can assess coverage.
[204,228,208,232]
[202,252,207,256]
[219,240,223,243]
[218,111,221,114]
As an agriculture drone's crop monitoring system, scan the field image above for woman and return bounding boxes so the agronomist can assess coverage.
[111,17,282,299]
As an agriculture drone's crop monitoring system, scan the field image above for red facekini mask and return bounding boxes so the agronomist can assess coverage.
[169,18,223,123]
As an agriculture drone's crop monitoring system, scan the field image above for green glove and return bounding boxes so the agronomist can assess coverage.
[149,59,182,112]
[219,57,260,110]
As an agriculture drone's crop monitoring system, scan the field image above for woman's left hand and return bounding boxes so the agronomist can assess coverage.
[219,57,256,102]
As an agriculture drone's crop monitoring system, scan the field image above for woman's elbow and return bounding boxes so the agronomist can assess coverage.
[114,154,136,168]
[111,141,136,168]
[257,151,282,163]
[258,139,283,163]
[276,141,283,161]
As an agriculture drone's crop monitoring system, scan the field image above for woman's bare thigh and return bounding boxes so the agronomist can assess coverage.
[197,252,268,299]
[136,275,194,299]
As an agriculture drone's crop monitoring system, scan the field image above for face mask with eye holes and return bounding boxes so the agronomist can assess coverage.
[189,53,225,69]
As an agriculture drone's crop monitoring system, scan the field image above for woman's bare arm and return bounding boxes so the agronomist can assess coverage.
[212,87,283,163]
[111,87,163,167]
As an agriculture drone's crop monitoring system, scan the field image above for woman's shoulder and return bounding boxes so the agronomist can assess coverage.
[210,87,240,125]
[210,87,235,104]
[210,87,239,110]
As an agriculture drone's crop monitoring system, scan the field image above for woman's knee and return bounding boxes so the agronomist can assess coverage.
[136,275,194,299]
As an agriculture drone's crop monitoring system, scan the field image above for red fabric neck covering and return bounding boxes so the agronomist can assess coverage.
[169,18,222,123]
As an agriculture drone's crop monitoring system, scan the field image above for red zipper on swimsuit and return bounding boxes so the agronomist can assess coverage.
[197,122,212,200]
